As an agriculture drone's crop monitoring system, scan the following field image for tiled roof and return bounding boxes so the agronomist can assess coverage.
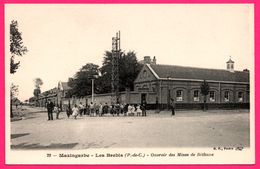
[149,64,249,83]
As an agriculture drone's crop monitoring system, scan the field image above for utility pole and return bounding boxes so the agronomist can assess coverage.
[111,31,120,104]
[92,79,94,102]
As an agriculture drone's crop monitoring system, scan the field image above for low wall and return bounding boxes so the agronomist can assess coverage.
[60,92,249,111]
[146,103,250,110]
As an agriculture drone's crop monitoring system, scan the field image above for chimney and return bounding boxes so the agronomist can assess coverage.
[152,56,157,65]
[143,56,151,64]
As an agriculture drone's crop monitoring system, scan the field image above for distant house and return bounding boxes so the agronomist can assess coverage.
[57,81,72,110]
[36,87,59,107]
[134,57,250,109]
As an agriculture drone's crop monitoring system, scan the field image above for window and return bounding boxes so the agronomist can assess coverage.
[238,92,243,102]
[193,90,199,101]
[227,64,230,69]
[231,64,234,69]
[224,91,229,102]
[209,91,215,102]
[176,90,183,101]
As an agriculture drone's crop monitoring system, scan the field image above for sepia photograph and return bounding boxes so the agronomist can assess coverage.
[5,4,254,164]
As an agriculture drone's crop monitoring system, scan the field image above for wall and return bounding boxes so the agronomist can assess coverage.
[134,79,250,109]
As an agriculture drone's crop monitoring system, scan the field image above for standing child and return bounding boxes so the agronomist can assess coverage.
[136,104,142,116]
[54,105,60,119]
[72,104,79,119]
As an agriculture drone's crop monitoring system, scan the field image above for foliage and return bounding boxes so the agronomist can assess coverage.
[99,50,142,93]
[68,63,100,97]
[200,80,210,111]
[33,88,41,98]
[10,20,28,74]
[34,78,43,88]
[33,78,43,106]
[200,80,210,96]
[10,83,19,100]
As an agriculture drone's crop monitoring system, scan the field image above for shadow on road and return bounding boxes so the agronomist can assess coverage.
[11,142,78,150]
[11,133,30,139]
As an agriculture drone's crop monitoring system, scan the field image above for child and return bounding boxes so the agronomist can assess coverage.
[72,104,79,119]
[54,106,60,119]
[136,104,142,116]
[66,106,72,118]
[127,104,132,116]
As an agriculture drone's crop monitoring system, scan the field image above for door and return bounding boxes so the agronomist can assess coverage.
[141,93,147,105]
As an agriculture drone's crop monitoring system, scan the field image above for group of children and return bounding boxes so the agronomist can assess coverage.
[66,102,147,119]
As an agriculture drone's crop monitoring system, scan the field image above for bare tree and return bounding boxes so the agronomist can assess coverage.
[10,83,19,118]
[33,78,43,106]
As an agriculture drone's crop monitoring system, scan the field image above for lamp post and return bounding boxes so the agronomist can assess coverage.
[91,75,99,103]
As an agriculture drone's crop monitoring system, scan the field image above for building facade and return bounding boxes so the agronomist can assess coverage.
[29,57,250,110]
[134,58,250,109]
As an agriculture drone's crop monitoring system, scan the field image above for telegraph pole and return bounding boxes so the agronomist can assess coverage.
[111,31,120,104]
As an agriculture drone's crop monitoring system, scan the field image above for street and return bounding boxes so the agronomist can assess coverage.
[10,106,250,149]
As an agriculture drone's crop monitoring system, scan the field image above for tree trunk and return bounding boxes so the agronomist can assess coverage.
[203,95,206,111]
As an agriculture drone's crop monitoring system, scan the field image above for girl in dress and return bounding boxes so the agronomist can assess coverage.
[127,104,132,116]
[136,104,142,116]
[72,104,79,119]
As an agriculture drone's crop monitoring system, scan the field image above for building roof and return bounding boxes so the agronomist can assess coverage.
[226,58,235,63]
[149,64,249,83]
[39,87,58,98]
[60,82,71,90]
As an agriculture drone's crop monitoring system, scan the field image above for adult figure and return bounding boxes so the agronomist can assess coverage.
[170,98,175,116]
[95,103,100,116]
[103,103,108,115]
[99,103,103,116]
[66,105,72,118]
[115,103,120,116]
[123,103,128,116]
[78,102,84,117]
[110,104,115,116]
[120,103,124,114]
[83,104,87,115]
[141,100,147,116]
[89,102,95,117]
[46,100,54,120]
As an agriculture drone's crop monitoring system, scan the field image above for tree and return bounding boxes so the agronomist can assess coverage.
[33,78,43,106]
[200,80,210,111]
[10,20,28,74]
[99,50,142,93]
[68,63,100,97]
[10,20,27,118]
[10,83,19,118]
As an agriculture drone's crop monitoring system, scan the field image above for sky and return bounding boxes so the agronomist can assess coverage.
[5,4,254,101]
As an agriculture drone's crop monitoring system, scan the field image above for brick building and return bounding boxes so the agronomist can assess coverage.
[134,57,250,109]
[30,57,250,110]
